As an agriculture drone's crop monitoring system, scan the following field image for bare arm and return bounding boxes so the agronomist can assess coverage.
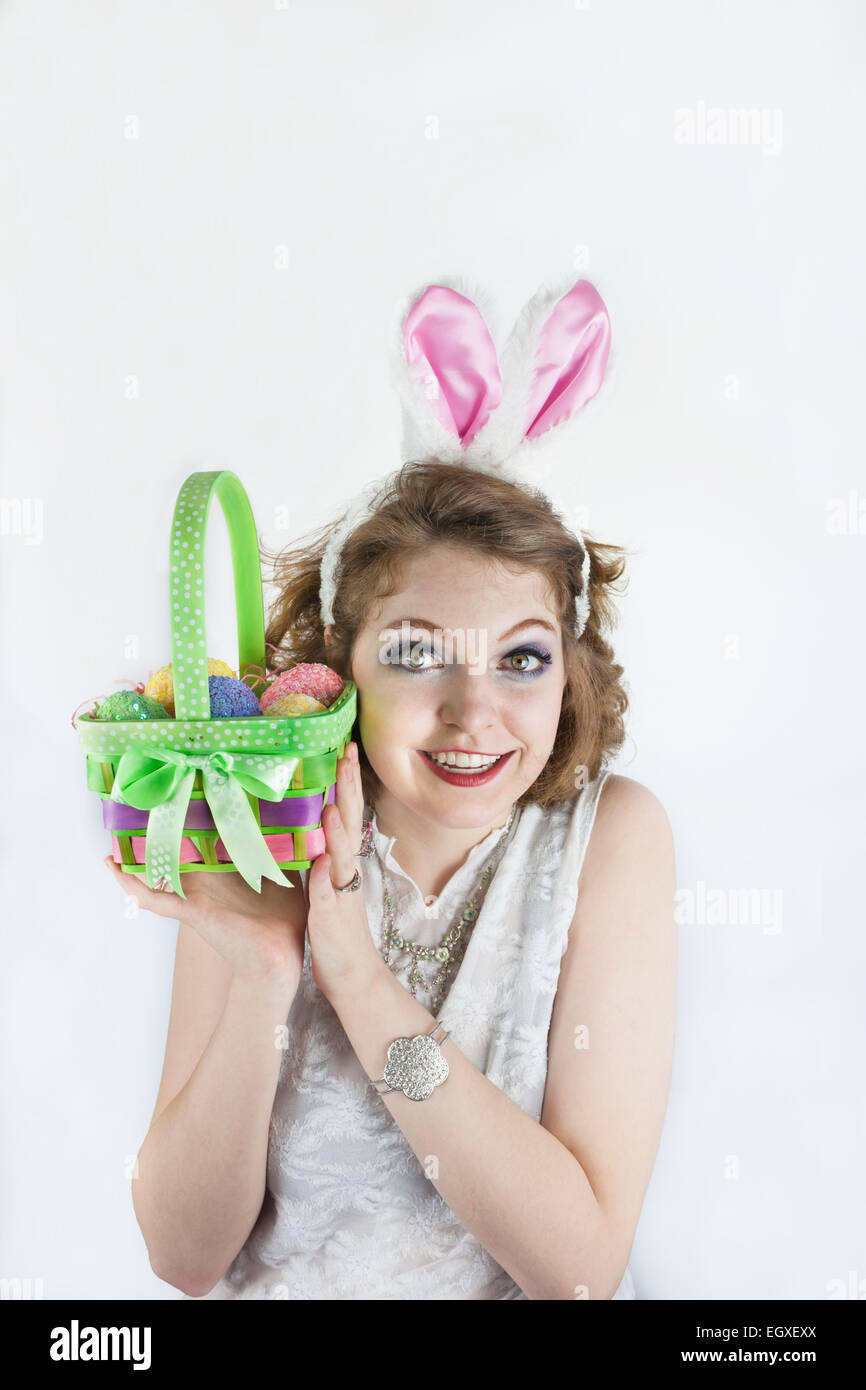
[103,859,308,1297]
[132,923,300,1297]
[539,774,677,1294]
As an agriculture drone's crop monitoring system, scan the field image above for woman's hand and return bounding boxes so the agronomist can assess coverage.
[306,741,385,1004]
[103,839,308,991]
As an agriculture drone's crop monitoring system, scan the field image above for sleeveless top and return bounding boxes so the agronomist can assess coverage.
[192,769,637,1301]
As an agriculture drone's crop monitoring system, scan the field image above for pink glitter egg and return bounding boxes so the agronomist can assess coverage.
[260,663,344,711]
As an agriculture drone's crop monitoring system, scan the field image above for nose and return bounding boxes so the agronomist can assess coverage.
[437,667,501,737]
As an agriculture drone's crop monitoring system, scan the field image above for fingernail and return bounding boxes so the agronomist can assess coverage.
[344,761,354,782]
[333,808,342,828]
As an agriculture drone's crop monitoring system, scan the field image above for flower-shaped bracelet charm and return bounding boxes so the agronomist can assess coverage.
[371,1022,450,1101]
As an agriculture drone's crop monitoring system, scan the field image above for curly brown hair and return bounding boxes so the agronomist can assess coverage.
[259,459,631,811]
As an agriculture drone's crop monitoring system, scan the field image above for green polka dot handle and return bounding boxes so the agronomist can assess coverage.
[170,471,266,719]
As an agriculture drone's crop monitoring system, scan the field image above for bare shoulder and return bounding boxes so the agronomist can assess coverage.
[553,771,678,1005]
[579,773,675,894]
[592,771,672,834]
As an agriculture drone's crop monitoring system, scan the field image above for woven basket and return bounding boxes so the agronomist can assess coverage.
[76,469,357,897]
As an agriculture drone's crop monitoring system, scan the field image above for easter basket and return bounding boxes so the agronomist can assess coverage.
[76,469,357,897]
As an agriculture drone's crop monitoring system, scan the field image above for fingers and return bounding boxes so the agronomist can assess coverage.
[102,854,181,918]
[347,740,364,821]
[319,743,363,892]
[336,742,363,845]
[320,806,357,893]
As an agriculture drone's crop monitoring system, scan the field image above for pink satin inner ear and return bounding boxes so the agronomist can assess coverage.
[404,285,503,446]
[524,281,611,439]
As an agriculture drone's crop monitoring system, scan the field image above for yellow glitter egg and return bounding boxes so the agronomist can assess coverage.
[263,692,326,718]
[144,658,236,717]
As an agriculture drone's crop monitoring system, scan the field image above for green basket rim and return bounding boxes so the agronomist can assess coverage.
[79,678,357,730]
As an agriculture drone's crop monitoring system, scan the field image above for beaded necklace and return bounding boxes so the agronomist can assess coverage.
[358,804,520,1013]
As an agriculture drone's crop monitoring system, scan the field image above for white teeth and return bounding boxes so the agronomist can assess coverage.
[427,751,503,770]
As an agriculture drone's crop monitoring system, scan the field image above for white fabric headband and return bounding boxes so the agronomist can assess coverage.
[318,272,612,641]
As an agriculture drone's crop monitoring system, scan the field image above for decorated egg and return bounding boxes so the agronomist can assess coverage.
[208,676,262,718]
[260,662,344,712]
[263,692,326,718]
[93,690,170,721]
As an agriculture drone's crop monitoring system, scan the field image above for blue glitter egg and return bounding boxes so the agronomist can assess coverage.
[208,675,262,718]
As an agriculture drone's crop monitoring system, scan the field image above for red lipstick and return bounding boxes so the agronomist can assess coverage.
[417,748,515,787]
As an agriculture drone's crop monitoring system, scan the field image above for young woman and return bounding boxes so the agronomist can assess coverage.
[105,458,677,1301]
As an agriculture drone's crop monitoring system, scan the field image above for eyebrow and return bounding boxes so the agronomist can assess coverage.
[382,616,558,642]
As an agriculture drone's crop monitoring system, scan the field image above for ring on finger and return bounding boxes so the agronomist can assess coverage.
[334,866,362,893]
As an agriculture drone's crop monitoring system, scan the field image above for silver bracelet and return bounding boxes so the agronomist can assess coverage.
[370,1020,450,1101]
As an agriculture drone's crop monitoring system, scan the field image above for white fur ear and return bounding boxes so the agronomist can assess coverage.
[388,274,504,466]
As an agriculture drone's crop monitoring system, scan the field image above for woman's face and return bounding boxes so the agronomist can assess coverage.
[337,544,567,830]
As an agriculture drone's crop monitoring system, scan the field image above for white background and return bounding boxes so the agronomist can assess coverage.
[1,0,864,1300]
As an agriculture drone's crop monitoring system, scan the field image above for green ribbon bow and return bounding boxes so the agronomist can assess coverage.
[109,746,301,898]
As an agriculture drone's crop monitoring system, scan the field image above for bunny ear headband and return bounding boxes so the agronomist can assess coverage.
[318,273,612,639]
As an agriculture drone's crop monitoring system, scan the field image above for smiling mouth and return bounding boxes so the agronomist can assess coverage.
[417,748,516,783]
[422,749,510,769]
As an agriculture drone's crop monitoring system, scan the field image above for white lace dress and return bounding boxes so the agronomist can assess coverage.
[191,769,637,1301]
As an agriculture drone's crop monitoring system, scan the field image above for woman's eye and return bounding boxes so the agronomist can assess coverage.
[507,650,539,674]
[503,646,552,678]
[398,643,441,670]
